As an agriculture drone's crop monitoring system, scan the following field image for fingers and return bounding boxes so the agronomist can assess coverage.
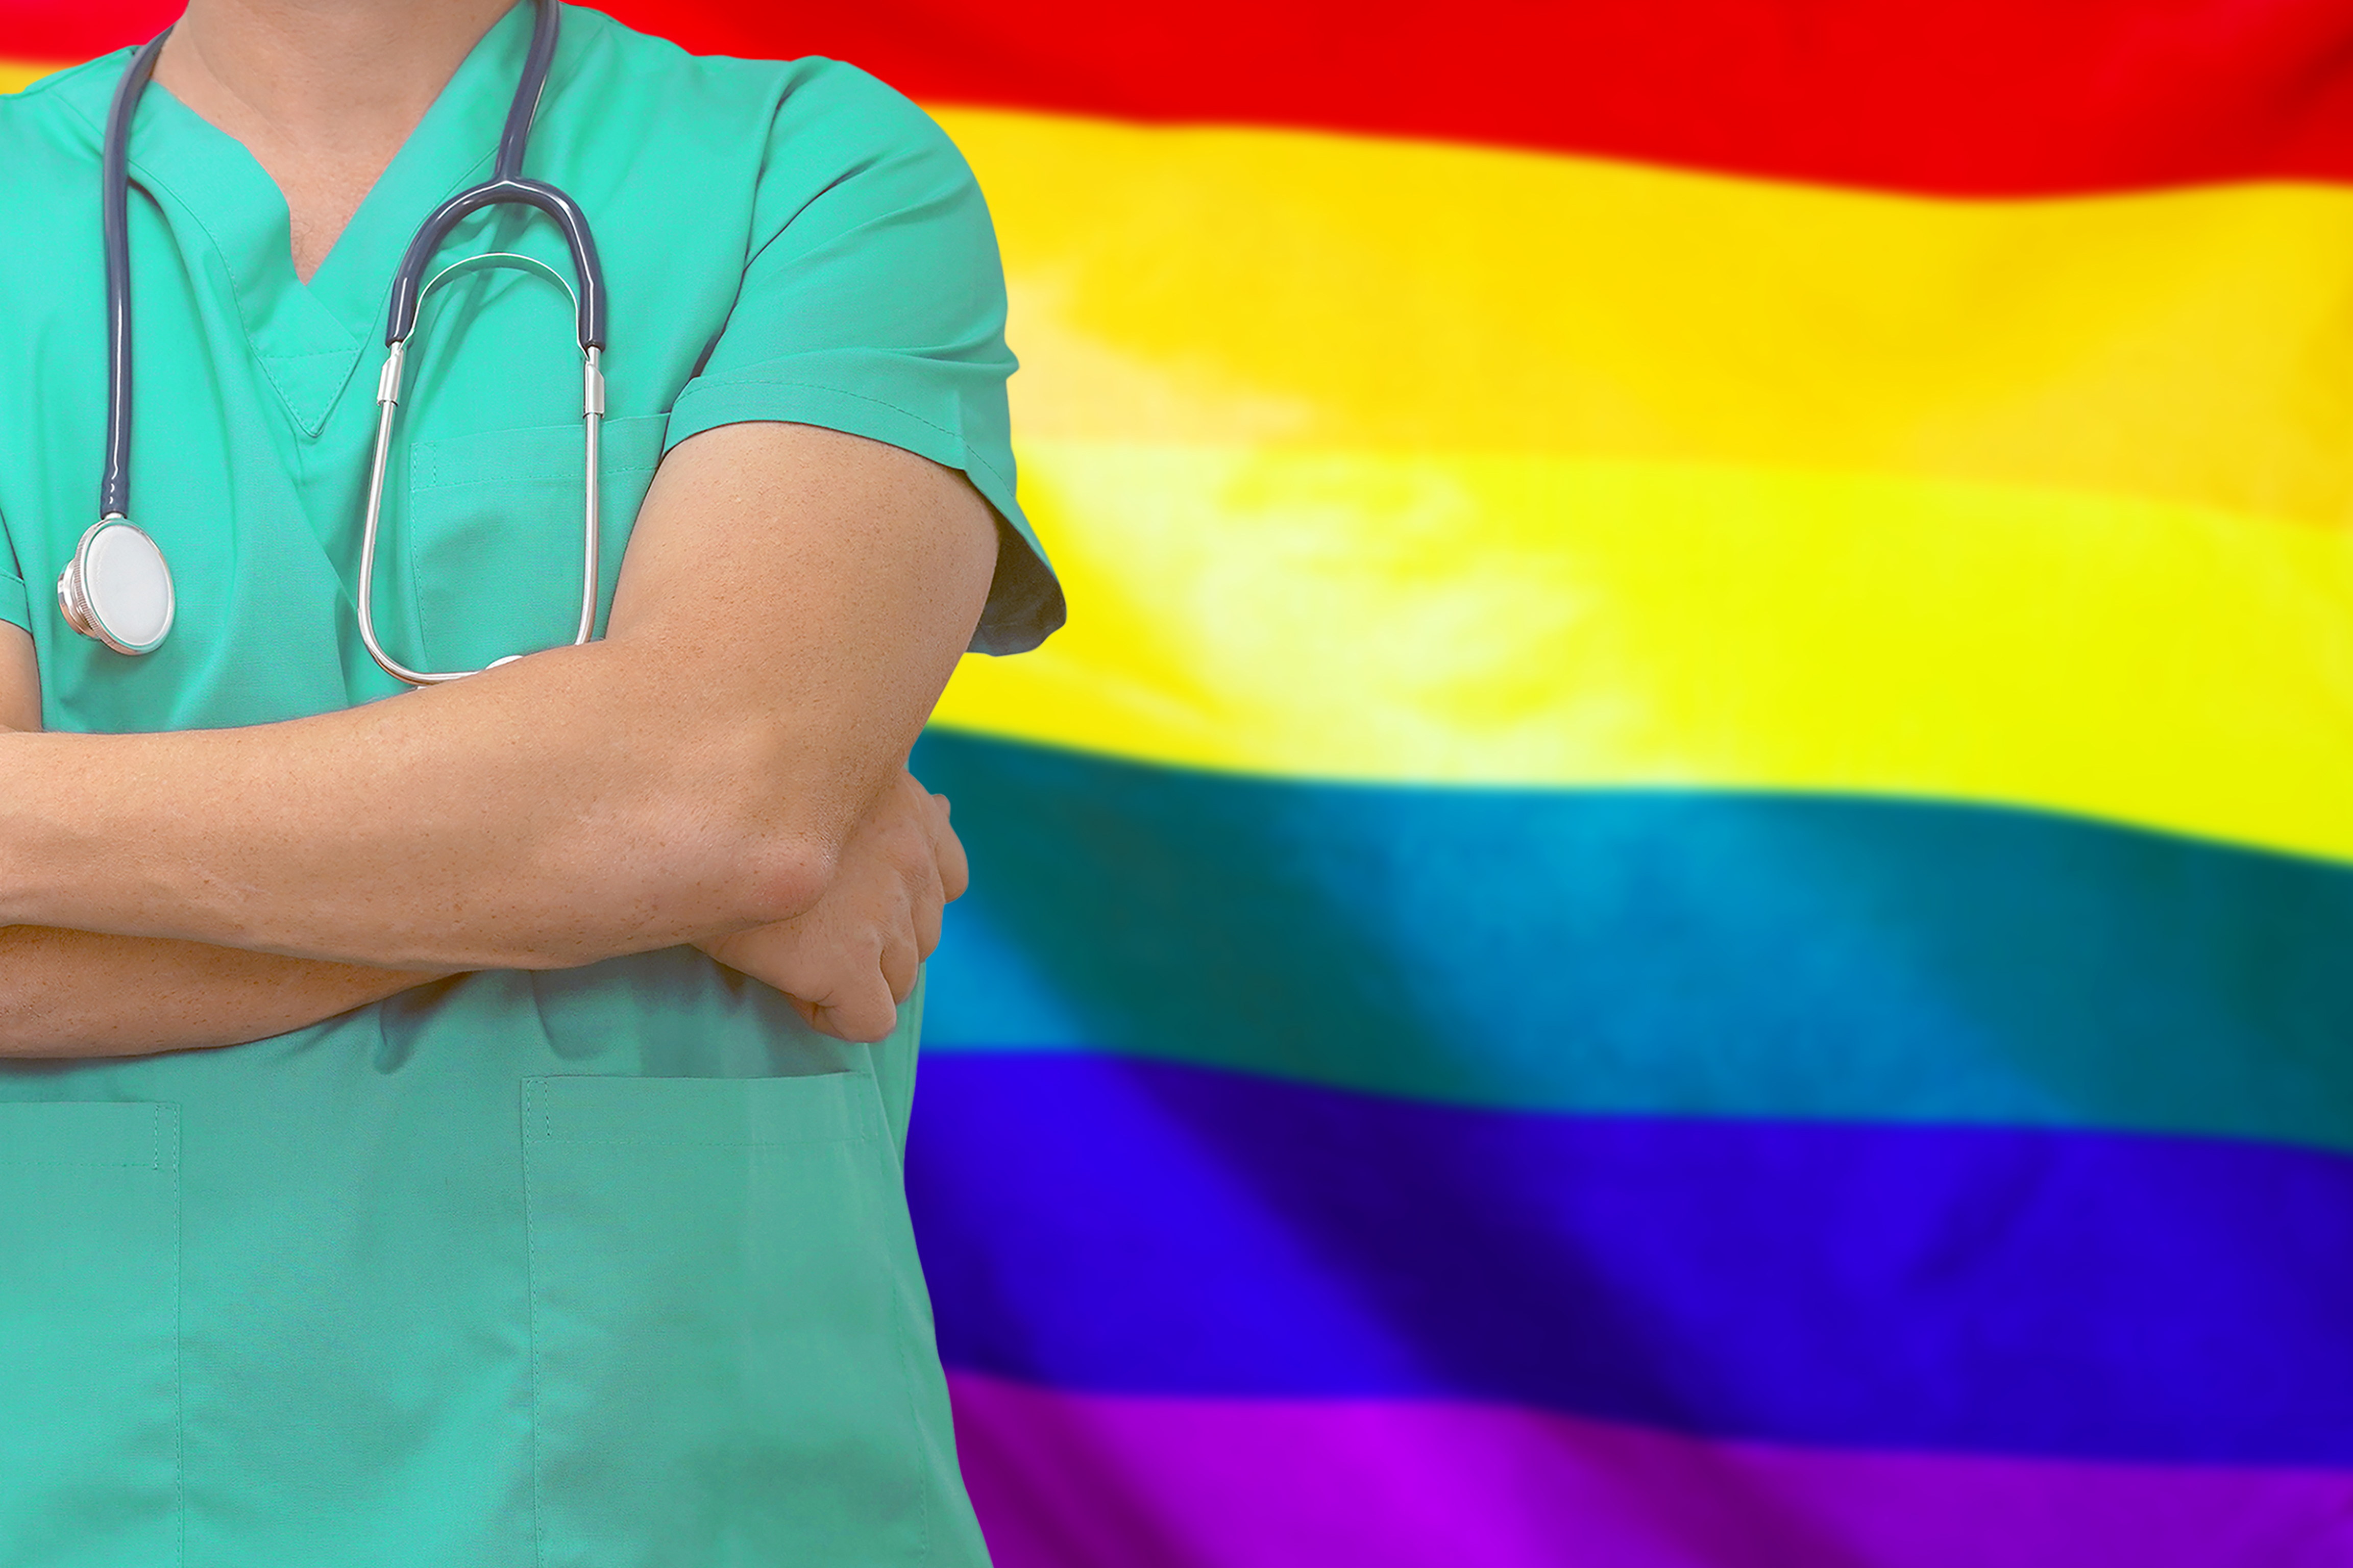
[815,990,898,1043]
[706,767,969,1041]
[803,935,902,1042]
[880,899,922,1008]
[911,797,949,961]
[931,793,971,903]
[699,916,903,1040]
[885,851,935,1003]
[912,872,945,961]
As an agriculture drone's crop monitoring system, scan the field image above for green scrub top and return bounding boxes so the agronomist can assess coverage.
[0,7,1060,1563]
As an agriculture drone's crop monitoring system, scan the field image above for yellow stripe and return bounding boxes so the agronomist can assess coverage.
[936,440,2353,863]
[2,81,2334,853]
[939,108,2353,529]
[0,60,55,94]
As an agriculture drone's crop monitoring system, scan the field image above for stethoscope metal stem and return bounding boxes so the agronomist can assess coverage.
[357,254,606,686]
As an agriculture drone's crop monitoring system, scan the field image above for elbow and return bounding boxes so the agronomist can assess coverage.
[724,824,836,932]
[684,744,844,935]
[627,697,893,943]
[524,716,842,961]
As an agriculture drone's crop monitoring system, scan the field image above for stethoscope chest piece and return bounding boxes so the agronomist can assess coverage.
[59,517,175,656]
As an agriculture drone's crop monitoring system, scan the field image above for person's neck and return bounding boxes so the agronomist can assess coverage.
[155,0,519,282]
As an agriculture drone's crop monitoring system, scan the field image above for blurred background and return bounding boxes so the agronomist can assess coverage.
[9,3,2353,1563]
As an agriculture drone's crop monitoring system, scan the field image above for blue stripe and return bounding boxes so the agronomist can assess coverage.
[912,729,2353,1150]
[907,1053,2353,1464]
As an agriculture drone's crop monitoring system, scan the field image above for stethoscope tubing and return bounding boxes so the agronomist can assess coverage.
[386,175,606,352]
[94,0,612,685]
[99,29,168,525]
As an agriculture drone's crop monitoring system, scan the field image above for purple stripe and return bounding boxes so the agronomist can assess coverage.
[947,1372,2353,1568]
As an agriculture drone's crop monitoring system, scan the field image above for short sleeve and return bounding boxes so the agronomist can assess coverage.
[0,512,28,633]
[665,61,1063,656]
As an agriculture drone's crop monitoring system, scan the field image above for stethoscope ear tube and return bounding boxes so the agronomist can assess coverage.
[357,254,605,687]
[353,0,609,688]
[382,0,601,354]
[382,176,606,352]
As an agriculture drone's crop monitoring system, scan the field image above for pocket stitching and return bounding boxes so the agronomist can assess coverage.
[524,1104,550,1568]
[520,1077,920,1559]
[0,1101,174,1169]
[520,1075,878,1134]
[404,416,666,668]
[526,1074,869,1148]
[169,1106,186,1568]
[410,414,668,494]
[0,1104,184,1563]
[521,1136,875,1149]
[873,1154,932,1563]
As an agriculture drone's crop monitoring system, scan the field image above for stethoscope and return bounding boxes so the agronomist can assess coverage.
[61,0,610,685]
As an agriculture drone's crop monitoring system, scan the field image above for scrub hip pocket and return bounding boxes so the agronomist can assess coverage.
[522,1073,925,1567]
[0,1103,181,1568]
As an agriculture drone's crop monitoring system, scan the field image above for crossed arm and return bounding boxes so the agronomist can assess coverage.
[0,421,997,1058]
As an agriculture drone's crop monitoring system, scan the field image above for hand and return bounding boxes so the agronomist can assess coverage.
[695,770,969,1042]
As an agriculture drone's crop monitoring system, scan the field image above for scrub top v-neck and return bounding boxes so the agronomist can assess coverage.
[0,6,1058,1563]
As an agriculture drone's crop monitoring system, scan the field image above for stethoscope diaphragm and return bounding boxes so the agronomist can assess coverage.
[58,518,175,657]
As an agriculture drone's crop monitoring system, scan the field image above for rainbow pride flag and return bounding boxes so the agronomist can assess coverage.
[11,3,2353,1561]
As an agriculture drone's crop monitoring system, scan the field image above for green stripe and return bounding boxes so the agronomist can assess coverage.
[915,729,2353,1151]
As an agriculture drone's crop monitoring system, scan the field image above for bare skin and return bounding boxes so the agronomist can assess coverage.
[0,618,447,1054]
[0,0,996,1056]
[153,0,516,281]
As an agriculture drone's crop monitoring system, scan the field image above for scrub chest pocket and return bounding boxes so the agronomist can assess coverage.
[523,1073,927,1566]
[0,1104,181,1568]
[404,413,667,676]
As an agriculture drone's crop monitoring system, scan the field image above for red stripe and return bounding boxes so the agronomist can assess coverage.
[14,2,2353,193]
[1,2,175,62]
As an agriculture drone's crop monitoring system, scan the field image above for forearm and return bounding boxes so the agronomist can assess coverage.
[0,642,807,968]
[0,925,447,1059]
[0,425,995,971]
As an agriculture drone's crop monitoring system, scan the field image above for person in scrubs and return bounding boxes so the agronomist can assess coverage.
[0,1,1060,1562]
